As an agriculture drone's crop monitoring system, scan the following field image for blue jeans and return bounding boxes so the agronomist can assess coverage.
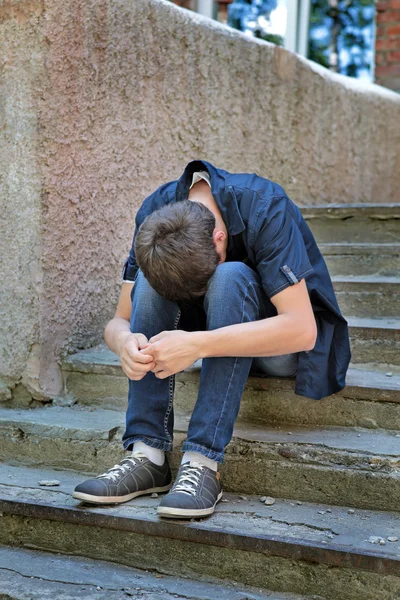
[122,262,299,462]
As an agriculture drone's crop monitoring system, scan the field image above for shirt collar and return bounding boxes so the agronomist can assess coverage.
[175,160,245,243]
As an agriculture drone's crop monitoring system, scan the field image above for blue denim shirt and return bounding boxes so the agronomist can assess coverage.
[123,160,351,400]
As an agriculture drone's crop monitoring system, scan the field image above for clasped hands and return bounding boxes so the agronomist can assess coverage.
[119,330,201,381]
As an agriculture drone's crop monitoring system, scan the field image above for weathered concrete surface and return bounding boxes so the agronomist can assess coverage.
[332,276,400,318]
[302,204,400,244]
[0,1,45,397]
[62,369,400,430]
[320,244,400,277]
[1,0,400,401]
[0,545,280,600]
[0,381,12,403]
[61,344,400,386]
[3,513,394,600]
[57,346,400,430]
[347,317,400,366]
[2,462,400,554]
[0,464,400,599]
[0,406,399,510]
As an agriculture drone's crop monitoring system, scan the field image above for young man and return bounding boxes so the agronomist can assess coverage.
[73,160,351,518]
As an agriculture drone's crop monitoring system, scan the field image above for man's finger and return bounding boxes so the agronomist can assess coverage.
[149,334,160,343]
[140,343,157,357]
[125,345,154,363]
[124,365,155,380]
[149,331,169,343]
[121,354,155,371]
[130,373,146,381]
[139,346,152,354]
[154,370,169,379]
[134,333,149,349]
[122,357,155,373]
[121,365,139,380]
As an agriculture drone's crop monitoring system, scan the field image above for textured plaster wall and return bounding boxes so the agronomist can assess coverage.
[0,1,45,397]
[1,0,400,398]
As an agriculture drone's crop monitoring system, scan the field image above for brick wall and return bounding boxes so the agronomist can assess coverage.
[170,0,194,9]
[375,0,400,92]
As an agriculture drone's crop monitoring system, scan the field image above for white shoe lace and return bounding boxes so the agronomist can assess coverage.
[96,451,148,484]
[173,462,205,496]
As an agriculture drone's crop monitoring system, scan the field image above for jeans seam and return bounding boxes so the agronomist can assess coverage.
[209,278,252,452]
[163,308,181,442]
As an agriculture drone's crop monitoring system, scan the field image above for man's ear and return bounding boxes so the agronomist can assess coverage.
[213,228,226,246]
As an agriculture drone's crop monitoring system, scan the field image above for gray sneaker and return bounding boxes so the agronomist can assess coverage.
[73,451,172,505]
[157,461,222,519]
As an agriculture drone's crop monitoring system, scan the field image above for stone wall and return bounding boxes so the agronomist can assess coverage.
[0,1,46,399]
[1,0,400,400]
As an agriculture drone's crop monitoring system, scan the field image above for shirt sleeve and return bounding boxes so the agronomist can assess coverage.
[121,208,145,283]
[252,196,314,299]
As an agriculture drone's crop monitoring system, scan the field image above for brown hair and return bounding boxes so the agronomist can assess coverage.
[135,200,220,302]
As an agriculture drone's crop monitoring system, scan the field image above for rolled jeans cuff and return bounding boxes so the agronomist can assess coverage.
[122,435,173,453]
[181,441,225,463]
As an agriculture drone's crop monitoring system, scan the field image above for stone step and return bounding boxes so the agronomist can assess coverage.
[319,243,400,277]
[0,406,399,511]
[0,545,290,600]
[0,463,399,600]
[301,204,400,244]
[347,316,400,367]
[176,364,400,432]
[60,346,400,430]
[332,275,400,318]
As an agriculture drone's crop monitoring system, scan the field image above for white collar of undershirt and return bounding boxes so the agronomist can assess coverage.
[190,171,211,189]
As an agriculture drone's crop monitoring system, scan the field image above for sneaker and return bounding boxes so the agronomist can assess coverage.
[157,461,222,519]
[73,451,172,505]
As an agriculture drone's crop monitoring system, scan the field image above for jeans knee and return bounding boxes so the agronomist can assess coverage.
[130,270,179,331]
[204,262,262,324]
[133,270,155,297]
[205,262,260,303]
[133,270,178,306]
[131,271,158,309]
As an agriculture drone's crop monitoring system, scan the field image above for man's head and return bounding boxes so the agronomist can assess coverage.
[135,199,228,302]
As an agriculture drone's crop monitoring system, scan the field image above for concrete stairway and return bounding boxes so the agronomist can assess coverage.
[1,544,296,600]
[0,204,399,599]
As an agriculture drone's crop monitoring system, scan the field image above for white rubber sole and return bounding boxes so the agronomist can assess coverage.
[157,491,223,519]
[72,484,172,505]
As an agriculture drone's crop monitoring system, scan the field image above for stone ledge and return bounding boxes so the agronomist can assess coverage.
[301,204,400,219]
[0,544,275,600]
[0,406,399,509]
[0,463,400,600]
[61,345,400,402]
[1,463,400,571]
